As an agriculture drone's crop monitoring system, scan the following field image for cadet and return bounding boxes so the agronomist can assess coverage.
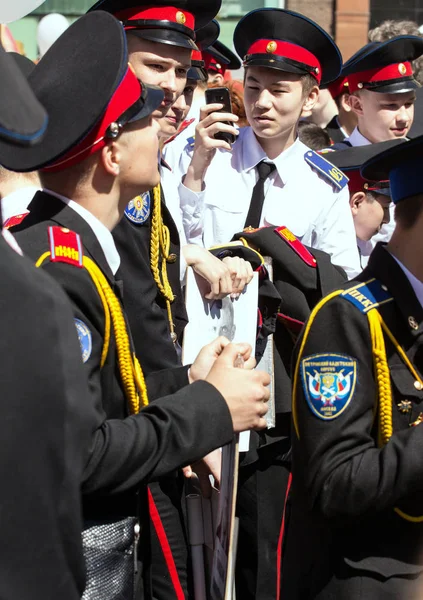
[0,48,94,599]
[325,76,357,143]
[180,8,361,278]
[327,141,405,267]
[341,35,423,147]
[5,13,270,598]
[283,134,423,599]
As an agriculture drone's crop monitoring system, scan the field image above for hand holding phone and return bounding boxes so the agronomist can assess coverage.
[204,86,237,145]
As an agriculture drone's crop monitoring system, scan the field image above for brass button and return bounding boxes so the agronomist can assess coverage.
[414,381,423,391]
[167,253,177,264]
[409,316,419,330]
[171,332,178,343]
[61,227,70,233]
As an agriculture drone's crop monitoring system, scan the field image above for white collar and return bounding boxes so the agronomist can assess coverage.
[1,186,40,222]
[390,253,423,309]
[242,128,305,185]
[43,189,120,275]
[346,127,372,147]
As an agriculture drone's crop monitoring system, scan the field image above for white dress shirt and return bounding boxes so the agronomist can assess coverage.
[179,127,361,279]
[345,127,372,147]
[45,189,121,275]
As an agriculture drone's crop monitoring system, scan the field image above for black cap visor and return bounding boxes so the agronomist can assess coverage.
[188,65,207,81]
[363,77,420,94]
[208,40,241,70]
[106,81,164,139]
[126,25,198,50]
[0,49,47,148]
[244,54,319,79]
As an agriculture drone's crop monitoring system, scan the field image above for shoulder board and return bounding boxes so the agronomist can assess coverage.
[274,226,317,268]
[3,212,29,229]
[187,135,195,149]
[340,278,393,313]
[48,225,83,268]
[304,150,349,190]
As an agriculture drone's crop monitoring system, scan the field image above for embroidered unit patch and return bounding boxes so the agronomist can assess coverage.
[74,318,92,363]
[124,192,151,224]
[301,353,357,420]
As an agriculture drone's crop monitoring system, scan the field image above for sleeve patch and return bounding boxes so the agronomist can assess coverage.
[48,225,83,267]
[74,319,92,363]
[300,353,357,420]
[274,226,317,267]
[304,150,349,190]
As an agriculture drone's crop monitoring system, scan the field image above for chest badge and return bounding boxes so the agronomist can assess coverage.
[301,353,357,420]
[124,192,151,225]
[74,318,92,363]
[397,400,412,414]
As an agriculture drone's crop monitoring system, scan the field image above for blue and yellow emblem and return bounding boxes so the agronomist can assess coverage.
[301,353,357,420]
[74,318,92,363]
[124,192,151,225]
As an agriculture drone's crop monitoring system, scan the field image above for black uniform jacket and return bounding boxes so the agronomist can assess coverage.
[112,185,187,374]
[0,234,94,599]
[12,191,234,519]
[283,243,423,599]
[325,115,347,145]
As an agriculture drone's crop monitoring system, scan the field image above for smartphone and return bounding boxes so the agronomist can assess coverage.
[204,86,236,145]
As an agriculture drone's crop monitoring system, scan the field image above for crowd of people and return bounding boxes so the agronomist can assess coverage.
[2,1,423,599]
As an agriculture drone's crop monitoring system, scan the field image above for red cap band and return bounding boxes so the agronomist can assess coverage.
[246,39,321,83]
[347,61,413,93]
[191,49,203,62]
[43,64,141,172]
[115,6,195,31]
[346,170,389,194]
[328,76,349,99]
[203,51,227,75]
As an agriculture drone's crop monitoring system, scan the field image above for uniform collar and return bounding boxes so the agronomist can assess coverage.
[390,253,423,309]
[367,243,423,336]
[43,188,120,275]
[1,186,39,222]
[242,128,305,185]
[346,126,372,147]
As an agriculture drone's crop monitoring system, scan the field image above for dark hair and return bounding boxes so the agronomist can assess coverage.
[394,194,423,229]
[297,120,331,150]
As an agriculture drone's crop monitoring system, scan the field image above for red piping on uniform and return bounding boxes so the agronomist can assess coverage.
[148,488,185,600]
[276,471,292,600]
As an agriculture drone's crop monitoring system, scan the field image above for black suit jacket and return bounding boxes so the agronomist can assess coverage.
[113,186,188,374]
[0,234,94,599]
[12,191,234,518]
[283,244,423,599]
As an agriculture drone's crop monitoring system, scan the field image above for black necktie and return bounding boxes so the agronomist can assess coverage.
[244,160,276,229]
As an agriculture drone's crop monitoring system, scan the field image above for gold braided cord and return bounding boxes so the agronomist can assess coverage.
[83,256,149,413]
[36,251,111,368]
[380,319,423,388]
[149,184,176,340]
[35,251,148,413]
[292,289,344,439]
[368,309,393,446]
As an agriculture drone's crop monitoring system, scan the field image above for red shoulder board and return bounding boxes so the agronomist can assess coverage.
[48,225,83,268]
[274,226,317,268]
[3,212,29,229]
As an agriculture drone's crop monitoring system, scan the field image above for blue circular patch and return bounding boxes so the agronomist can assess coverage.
[74,318,92,363]
[124,192,151,224]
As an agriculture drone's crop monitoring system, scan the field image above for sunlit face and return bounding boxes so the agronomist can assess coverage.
[118,115,161,195]
[127,34,191,138]
[244,67,316,144]
[350,89,416,142]
[352,191,392,241]
[157,77,197,141]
